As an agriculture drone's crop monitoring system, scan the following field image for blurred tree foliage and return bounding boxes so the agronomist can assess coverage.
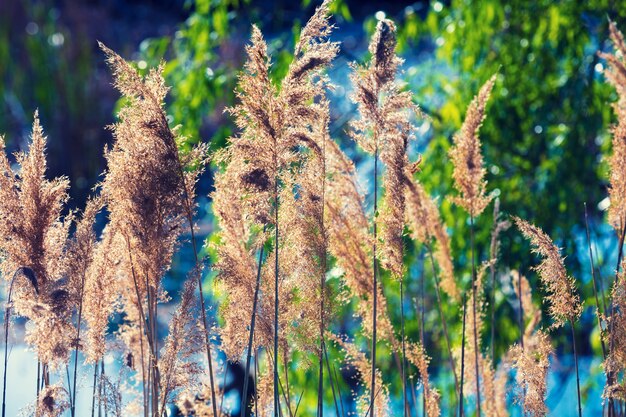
[387,0,626,359]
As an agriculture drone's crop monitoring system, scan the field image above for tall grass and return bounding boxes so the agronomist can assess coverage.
[2,7,626,417]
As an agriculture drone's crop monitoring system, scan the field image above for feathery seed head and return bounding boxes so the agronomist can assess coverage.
[600,21,626,232]
[449,75,496,217]
[514,217,582,327]
[510,330,553,417]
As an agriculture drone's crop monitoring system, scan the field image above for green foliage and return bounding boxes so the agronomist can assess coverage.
[137,0,247,152]
[388,0,626,356]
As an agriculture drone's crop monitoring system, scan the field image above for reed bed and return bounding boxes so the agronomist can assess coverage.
[1,3,626,417]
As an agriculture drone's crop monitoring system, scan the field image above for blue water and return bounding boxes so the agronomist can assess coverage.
[0,346,608,416]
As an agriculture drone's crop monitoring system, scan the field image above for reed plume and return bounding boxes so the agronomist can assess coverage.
[599,20,626,233]
[158,276,204,414]
[33,383,71,417]
[99,42,209,416]
[513,218,582,328]
[449,75,495,218]
[82,227,123,364]
[510,331,552,417]
[350,18,420,280]
[603,260,626,401]
[66,196,103,416]
[0,113,75,373]
[510,271,541,341]
[216,3,337,415]
[599,21,626,413]
[211,155,268,357]
[480,356,509,417]
[404,168,459,300]
[514,217,581,417]
[458,264,487,411]
[333,336,390,417]
[405,341,441,417]
[350,18,420,416]
[324,138,396,343]
[449,76,496,417]
[488,199,510,360]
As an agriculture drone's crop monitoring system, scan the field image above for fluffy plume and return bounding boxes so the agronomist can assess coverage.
[458,265,487,397]
[600,21,626,232]
[449,76,495,217]
[481,356,509,417]
[211,159,268,357]
[603,260,626,401]
[99,42,207,297]
[99,42,208,416]
[214,0,337,361]
[404,168,459,300]
[32,383,71,417]
[0,113,75,369]
[514,217,582,328]
[333,336,390,417]
[511,271,542,340]
[176,376,225,417]
[405,341,441,417]
[324,138,395,343]
[350,18,420,279]
[67,197,101,294]
[488,199,511,266]
[510,331,553,417]
[0,113,71,285]
[82,227,124,363]
[158,276,204,412]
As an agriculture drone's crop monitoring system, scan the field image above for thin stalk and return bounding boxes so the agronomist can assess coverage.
[294,390,305,417]
[71,270,88,417]
[267,350,290,417]
[282,354,293,417]
[126,238,157,416]
[327,349,346,417]
[43,363,49,387]
[517,270,525,413]
[139,322,148,417]
[324,350,341,417]
[459,292,467,417]
[1,271,16,417]
[36,361,40,410]
[594,239,608,318]
[364,386,383,417]
[98,360,104,417]
[240,237,266,416]
[66,365,73,408]
[318,132,328,417]
[150,285,159,417]
[608,219,626,417]
[254,347,259,417]
[273,176,280,417]
[518,270,524,349]
[370,144,379,417]
[425,244,459,402]
[570,319,582,417]
[400,279,408,417]
[469,215,481,417]
[101,359,108,417]
[489,257,497,362]
[91,363,98,417]
[218,362,228,417]
[419,254,425,417]
[323,344,344,417]
[584,203,607,359]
